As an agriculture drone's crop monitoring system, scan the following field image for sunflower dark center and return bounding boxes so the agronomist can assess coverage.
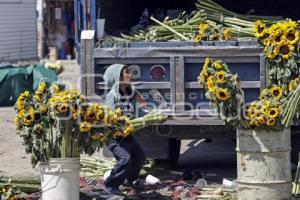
[273,89,280,96]
[280,45,290,55]
[287,32,295,41]
[26,115,32,120]
[258,26,264,33]
[220,92,226,97]
[275,35,282,42]
[270,110,276,115]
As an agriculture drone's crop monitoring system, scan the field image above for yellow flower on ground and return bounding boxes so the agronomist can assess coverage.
[284,29,299,45]
[215,88,230,101]
[274,40,295,60]
[223,28,232,40]
[212,60,223,70]
[215,71,226,83]
[270,85,284,100]
[266,118,276,126]
[80,121,91,132]
[267,107,280,118]
[254,20,267,38]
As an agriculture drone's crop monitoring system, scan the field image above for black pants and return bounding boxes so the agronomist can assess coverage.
[104,135,145,189]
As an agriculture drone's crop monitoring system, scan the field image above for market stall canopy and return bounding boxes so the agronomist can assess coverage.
[0,65,57,106]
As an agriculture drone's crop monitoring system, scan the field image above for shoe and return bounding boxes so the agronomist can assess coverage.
[104,186,121,195]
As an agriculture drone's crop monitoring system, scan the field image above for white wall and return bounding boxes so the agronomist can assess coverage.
[0,0,38,62]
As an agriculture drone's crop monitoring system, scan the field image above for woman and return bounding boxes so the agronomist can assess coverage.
[102,64,147,196]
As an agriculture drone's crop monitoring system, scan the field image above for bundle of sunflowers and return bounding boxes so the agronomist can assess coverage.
[198,58,244,126]
[198,59,284,130]
[198,20,300,129]
[254,20,300,127]
[14,82,167,166]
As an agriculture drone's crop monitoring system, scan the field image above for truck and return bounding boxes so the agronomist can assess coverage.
[74,0,300,165]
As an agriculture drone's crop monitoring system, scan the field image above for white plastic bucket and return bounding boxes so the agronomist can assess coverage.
[40,158,80,200]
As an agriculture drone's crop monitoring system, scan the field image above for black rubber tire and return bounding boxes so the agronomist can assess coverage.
[168,138,181,167]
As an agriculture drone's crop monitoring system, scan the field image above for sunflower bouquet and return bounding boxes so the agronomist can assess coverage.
[198,58,244,126]
[254,20,300,89]
[198,58,286,130]
[14,82,167,166]
[244,87,283,129]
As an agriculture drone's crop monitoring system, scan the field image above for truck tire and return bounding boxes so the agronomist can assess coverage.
[168,138,181,167]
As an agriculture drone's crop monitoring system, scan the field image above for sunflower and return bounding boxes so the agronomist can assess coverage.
[72,109,78,120]
[38,81,46,91]
[34,91,43,102]
[259,88,269,100]
[249,119,259,126]
[194,33,204,42]
[284,29,299,45]
[15,100,25,111]
[199,23,209,32]
[215,88,230,101]
[223,28,232,40]
[254,20,267,38]
[212,32,219,40]
[96,109,105,122]
[267,50,277,60]
[114,131,124,138]
[24,107,35,126]
[274,40,295,60]
[203,58,212,70]
[207,76,215,92]
[52,84,60,94]
[284,20,298,30]
[57,103,69,113]
[266,118,276,126]
[267,107,280,118]
[247,106,257,118]
[80,121,91,132]
[288,78,299,91]
[270,85,284,100]
[115,107,123,117]
[212,60,224,70]
[215,71,226,83]
[123,125,135,137]
[39,105,47,113]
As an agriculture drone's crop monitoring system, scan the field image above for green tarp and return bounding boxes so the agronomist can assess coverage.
[0,65,57,107]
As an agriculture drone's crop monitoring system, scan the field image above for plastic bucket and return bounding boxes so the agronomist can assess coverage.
[236,128,292,200]
[40,158,80,200]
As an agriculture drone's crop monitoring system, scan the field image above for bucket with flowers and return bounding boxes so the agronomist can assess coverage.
[14,81,167,200]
